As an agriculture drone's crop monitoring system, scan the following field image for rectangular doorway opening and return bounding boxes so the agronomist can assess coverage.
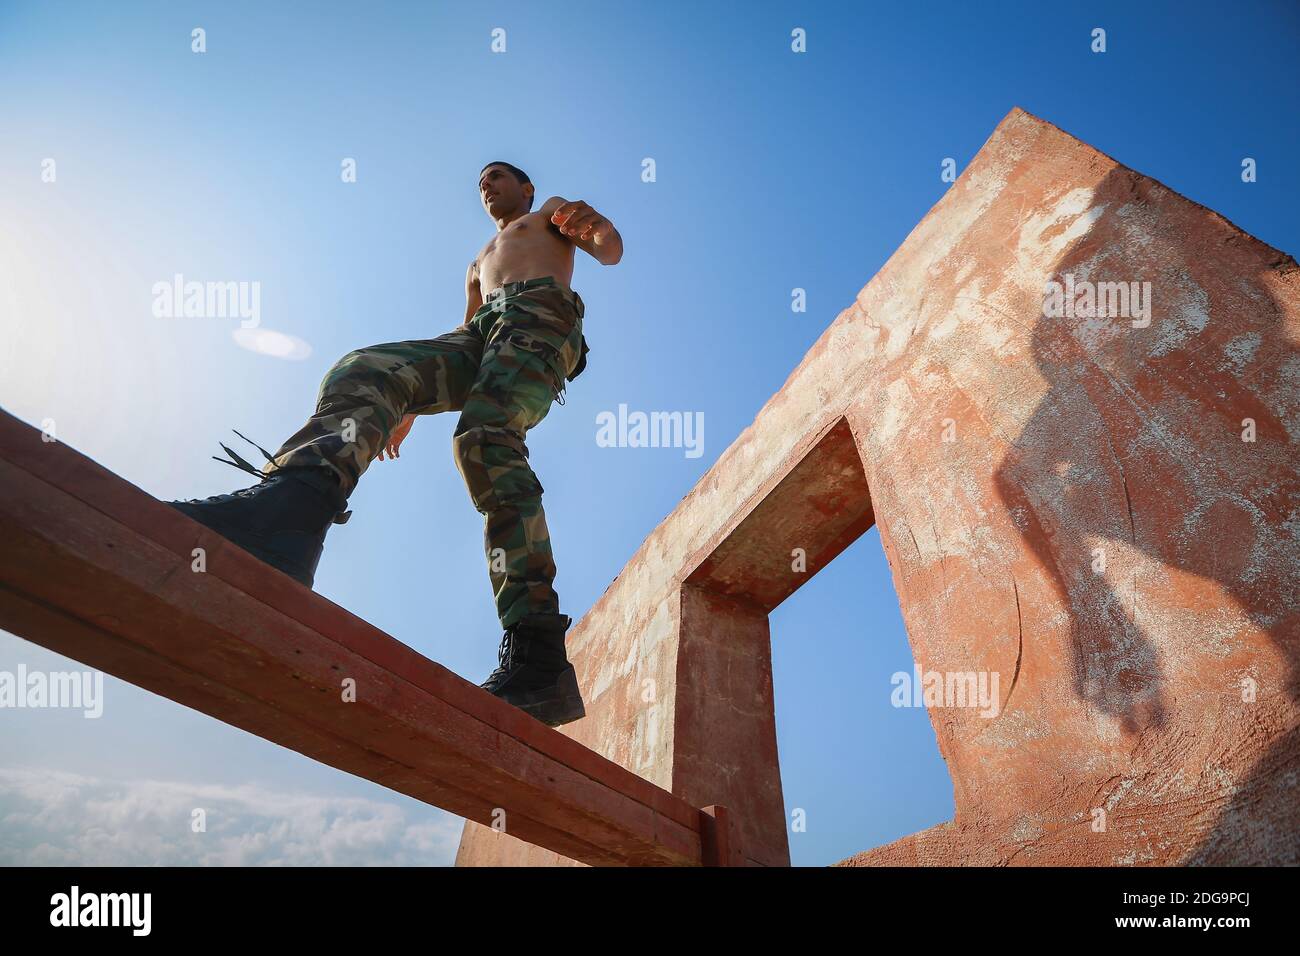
[676,416,954,866]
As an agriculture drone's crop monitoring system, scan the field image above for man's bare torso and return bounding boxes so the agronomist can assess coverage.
[472,197,576,295]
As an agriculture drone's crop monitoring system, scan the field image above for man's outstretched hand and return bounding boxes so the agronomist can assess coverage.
[544,196,622,266]
[552,200,616,245]
[378,413,415,461]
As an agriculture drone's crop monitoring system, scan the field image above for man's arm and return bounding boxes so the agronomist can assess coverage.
[464,259,484,323]
[541,195,623,265]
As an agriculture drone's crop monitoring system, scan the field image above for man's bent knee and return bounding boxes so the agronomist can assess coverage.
[452,425,542,513]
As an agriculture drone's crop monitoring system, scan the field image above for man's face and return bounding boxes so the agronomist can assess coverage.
[479,165,530,216]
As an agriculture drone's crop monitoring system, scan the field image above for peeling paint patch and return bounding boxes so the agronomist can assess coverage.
[1014,187,1106,289]
[1151,271,1210,357]
[1011,814,1044,843]
[876,377,915,447]
[1223,332,1262,370]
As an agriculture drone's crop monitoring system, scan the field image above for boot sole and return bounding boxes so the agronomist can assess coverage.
[168,501,320,587]
[522,693,587,728]
[494,666,587,727]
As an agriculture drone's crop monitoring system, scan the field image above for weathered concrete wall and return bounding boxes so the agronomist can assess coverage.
[458,107,1299,866]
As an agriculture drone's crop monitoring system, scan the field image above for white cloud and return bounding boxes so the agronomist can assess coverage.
[0,767,462,866]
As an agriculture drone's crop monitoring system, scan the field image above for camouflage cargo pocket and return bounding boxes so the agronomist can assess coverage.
[501,297,584,382]
[501,329,569,405]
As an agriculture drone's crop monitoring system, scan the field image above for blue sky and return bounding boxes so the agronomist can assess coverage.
[1,0,1296,866]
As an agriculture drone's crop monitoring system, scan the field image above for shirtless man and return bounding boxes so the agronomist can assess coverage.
[379,161,622,460]
[169,161,622,726]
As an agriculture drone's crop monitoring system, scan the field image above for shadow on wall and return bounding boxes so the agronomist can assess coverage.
[992,165,1299,863]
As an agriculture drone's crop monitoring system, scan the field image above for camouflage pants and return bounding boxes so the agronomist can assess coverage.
[264,275,587,628]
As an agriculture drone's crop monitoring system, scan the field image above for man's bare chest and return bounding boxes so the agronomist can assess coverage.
[477,213,567,261]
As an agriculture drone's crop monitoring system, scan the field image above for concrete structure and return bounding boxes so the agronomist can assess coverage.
[458,107,1299,866]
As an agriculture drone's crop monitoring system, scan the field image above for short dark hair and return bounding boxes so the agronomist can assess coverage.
[480,161,533,210]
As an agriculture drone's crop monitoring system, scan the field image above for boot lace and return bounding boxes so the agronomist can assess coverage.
[184,429,284,504]
[483,628,517,687]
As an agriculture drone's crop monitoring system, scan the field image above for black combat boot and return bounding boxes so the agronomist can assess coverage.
[480,612,586,727]
[167,430,351,588]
